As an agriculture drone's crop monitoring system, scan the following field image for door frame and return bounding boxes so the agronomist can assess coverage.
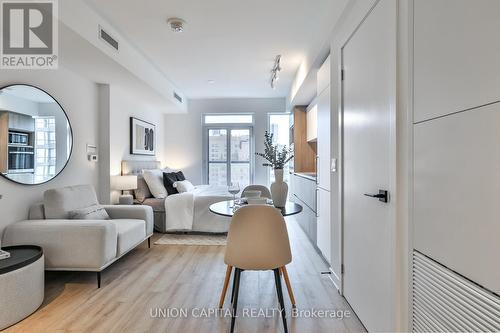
[338,0,399,330]
[203,125,255,186]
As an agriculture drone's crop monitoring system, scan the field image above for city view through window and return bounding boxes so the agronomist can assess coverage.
[207,128,251,188]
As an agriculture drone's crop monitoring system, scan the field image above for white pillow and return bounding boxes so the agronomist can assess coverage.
[142,169,168,199]
[174,180,195,193]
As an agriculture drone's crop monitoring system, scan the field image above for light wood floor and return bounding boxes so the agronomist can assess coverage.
[5,217,366,333]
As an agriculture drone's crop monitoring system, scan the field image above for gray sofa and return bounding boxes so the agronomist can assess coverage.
[2,185,153,287]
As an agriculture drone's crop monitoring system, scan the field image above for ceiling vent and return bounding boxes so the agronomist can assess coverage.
[173,92,183,103]
[98,26,119,51]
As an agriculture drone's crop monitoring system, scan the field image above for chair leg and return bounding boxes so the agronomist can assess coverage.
[219,265,233,308]
[230,268,242,333]
[148,237,151,248]
[230,266,238,305]
[281,266,296,308]
[273,268,288,333]
[97,271,101,289]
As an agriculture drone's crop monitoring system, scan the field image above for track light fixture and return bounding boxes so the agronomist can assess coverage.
[270,55,282,89]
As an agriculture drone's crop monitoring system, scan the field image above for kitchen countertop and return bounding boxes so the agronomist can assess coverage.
[292,172,317,181]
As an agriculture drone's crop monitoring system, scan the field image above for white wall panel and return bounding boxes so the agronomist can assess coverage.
[414,102,500,294]
[414,0,500,122]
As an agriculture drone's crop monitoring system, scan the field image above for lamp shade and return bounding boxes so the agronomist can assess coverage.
[111,175,137,191]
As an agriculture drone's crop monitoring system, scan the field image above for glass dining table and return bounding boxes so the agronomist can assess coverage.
[209,200,303,218]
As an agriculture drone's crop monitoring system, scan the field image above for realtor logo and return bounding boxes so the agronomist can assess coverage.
[1,0,58,69]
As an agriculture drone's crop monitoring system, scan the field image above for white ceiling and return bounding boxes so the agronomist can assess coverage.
[85,0,347,99]
[3,85,56,103]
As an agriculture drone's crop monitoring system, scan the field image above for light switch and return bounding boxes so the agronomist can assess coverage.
[331,158,337,172]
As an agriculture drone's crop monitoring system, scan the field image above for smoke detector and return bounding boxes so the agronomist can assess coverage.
[167,18,185,33]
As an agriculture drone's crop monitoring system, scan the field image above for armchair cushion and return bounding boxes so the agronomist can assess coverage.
[102,205,154,237]
[111,220,146,256]
[28,203,45,220]
[2,219,117,270]
[44,185,99,219]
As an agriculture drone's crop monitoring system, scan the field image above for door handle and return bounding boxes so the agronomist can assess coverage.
[364,190,389,203]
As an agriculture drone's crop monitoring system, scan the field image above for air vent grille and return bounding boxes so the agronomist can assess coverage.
[173,92,183,103]
[99,26,119,51]
[412,250,500,332]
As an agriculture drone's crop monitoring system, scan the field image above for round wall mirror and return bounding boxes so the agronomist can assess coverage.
[0,84,72,185]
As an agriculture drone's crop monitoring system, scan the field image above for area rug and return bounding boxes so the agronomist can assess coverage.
[154,234,227,246]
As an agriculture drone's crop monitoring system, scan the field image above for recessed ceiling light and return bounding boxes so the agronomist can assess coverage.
[207,80,215,84]
[167,17,185,33]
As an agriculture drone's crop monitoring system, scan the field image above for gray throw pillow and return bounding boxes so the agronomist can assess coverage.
[134,175,153,203]
[68,205,110,220]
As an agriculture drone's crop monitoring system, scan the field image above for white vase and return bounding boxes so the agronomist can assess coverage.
[271,169,288,208]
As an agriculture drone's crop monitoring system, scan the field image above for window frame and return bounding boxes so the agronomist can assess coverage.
[202,116,255,186]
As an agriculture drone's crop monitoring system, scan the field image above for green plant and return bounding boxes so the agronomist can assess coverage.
[255,131,294,169]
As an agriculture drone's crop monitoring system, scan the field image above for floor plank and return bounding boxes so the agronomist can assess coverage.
[5,217,366,333]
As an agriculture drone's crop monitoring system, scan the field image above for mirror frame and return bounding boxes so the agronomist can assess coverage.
[0,83,74,186]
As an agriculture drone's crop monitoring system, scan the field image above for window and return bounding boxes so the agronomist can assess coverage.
[204,114,254,188]
[34,117,56,181]
[204,114,253,124]
[268,114,291,184]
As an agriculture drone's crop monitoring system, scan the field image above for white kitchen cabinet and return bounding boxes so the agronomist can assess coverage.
[291,173,318,245]
[317,88,330,190]
[8,112,35,132]
[306,104,317,142]
[291,173,316,211]
[316,188,331,263]
[414,0,500,122]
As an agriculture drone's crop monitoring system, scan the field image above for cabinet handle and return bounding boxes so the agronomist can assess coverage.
[316,188,320,218]
[316,155,320,185]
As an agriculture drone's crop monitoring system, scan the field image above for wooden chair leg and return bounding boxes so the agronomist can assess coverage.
[281,266,296,307]
[218,265,233,308]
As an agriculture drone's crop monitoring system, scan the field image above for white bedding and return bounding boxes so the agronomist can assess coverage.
[164,185,232,232]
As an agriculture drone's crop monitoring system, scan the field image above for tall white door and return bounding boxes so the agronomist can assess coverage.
[342,0,396,331]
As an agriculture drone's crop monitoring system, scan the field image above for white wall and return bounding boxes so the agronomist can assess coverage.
[106,85,167,203]
[163,98,286,186]
[0,93,39,116]
[0,66,100,242]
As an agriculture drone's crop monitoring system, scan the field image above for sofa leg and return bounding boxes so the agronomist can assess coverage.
[97,272,101,288]
[148,237,151,248]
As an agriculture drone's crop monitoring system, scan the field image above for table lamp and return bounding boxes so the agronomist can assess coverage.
[111,175,137,205]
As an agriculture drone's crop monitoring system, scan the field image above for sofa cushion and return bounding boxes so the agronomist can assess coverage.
[44,185,99,219]
[111,219,146,256]
[69,205,110,220]
[28,203,45,220]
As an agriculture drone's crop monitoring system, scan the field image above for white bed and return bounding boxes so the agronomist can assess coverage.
[122,160,231,233]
